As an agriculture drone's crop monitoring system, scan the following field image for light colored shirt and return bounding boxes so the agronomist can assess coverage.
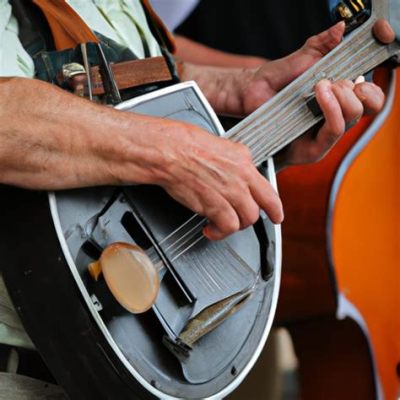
[0,0,162,349]
[0,0,35,78]
[0,0,161,78]
[0,274,34,349]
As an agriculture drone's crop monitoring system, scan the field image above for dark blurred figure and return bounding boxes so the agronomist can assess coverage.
[176,0,332,59]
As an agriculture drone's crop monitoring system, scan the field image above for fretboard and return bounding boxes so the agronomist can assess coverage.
[226,18,399,166]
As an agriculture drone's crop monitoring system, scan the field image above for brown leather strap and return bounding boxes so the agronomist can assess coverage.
[33,0,175,53]
[32,0,99,50]
[67,56,173,96]
[141,0,176,53]
[33,1,176,97]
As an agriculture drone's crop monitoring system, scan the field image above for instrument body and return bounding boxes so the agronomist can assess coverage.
[2,0,399,397]
[277,68,400,400]
[330,68,400,399]
[2,82,281,400]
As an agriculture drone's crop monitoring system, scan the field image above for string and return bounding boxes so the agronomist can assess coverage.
[249,41,388,164]
[145,39,388,266]
[225,22,376,145]
[144,214,206,263]
[228,26,381,158]
[142,20,394,266]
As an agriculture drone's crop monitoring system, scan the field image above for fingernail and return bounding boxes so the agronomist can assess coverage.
[318,81,333,100]
[355,76,366,84]
[336,21,346,30]
[356,83,372,97]
[203,225,221,240]
[373,19,396,44]
[276,206,284,224]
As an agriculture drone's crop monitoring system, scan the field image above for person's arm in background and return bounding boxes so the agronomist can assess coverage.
[174,35,268,68]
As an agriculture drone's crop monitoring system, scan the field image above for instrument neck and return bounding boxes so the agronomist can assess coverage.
[226,19,395,166]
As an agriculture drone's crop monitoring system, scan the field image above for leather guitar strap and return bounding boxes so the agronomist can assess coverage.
[28,0,176,95]
[32,0,99,50]
[141,0,176,53]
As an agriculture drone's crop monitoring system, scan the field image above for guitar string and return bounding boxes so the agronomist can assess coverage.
[225,24,375,145]
[230,32,381,157]
[232,41,385,168]
[157,213,201,245]
[144,44,388,266]
[146,43,387,267]
[225,29,353,144]
[142,29,390,266]
[145,216,205,263]
[162,217,205,251]
[226,29,380,160]
[250,45,388,163]
[252,48,389,163]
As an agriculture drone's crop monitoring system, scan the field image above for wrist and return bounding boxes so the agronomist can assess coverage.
[181,62,253,116]
[97,113,190,187]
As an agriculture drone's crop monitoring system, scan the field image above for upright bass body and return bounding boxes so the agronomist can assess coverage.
[0,81,281,400]
[276,68,400,400]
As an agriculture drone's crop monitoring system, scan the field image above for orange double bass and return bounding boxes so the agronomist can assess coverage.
[276,67,400,399]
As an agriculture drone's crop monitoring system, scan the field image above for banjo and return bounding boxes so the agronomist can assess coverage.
[1,0,399,398]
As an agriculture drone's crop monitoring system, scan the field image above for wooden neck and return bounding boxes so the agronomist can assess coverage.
[226,18,398,166]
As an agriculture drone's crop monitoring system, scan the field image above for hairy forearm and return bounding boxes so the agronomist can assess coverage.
[0,77,187,190]
[180,62,253,116]
[175,35,267,68]
[0,77,285,239]
[178,23,343,118]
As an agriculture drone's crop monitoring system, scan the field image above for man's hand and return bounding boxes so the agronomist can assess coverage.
[183,20,395,168]
[146,123,284,240]
[0,77,282,241]
[242,20,394,168]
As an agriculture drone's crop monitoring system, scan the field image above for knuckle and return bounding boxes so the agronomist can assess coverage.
[332,122,345,137]
[243,206,260,228]
[192,202,205,216]
[239,166,254,182]
[235,142,253,161]
[224,217,240,234]
[304,35,318,48]
[333,80,354,91]
[347,102,364,121]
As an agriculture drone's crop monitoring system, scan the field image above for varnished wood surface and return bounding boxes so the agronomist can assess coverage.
[274,69,398,399]
[288,317,376,400]
[332,68,400,400]
[275,101,377,323]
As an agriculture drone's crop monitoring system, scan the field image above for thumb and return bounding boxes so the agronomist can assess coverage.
[303,21,345,57]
